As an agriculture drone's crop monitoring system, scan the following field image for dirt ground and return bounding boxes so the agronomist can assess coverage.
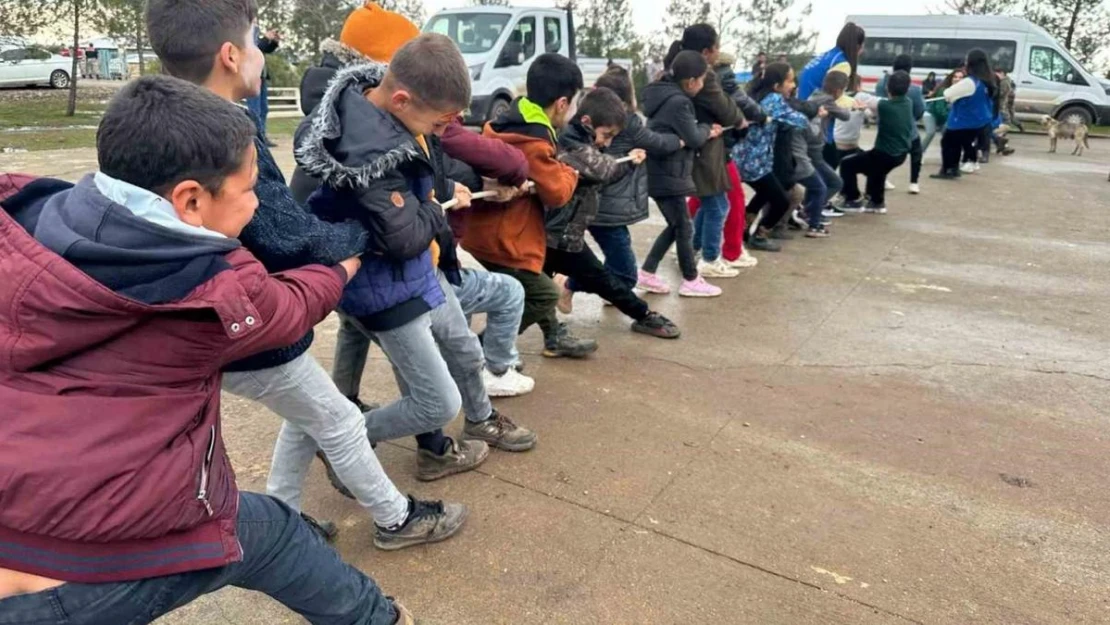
[2,131,1109,625]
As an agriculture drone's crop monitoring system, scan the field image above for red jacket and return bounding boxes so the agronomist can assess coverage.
[0,174,346,583]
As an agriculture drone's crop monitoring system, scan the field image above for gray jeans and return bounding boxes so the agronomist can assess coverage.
[223,353,409,527]
[332,269,523,393]
[346,272,493,444]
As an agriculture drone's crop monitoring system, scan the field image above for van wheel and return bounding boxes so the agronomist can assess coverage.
[50,70,70,89]
[1057,105,1093,126]
[487,97,511,123]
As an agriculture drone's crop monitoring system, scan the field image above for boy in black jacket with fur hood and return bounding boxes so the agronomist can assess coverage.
[549,87,681,340]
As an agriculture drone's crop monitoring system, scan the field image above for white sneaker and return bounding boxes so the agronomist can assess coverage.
[697,258,741,279]
[908,183,921,195]
[973,162,981,172]
[482,367,535,398]
[727,250,759,269]
[960,162,977,174]
[885,180,896,190]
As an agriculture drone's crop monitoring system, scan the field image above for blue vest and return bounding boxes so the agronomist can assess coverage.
[799,47,847,100]
[947,78,993,131]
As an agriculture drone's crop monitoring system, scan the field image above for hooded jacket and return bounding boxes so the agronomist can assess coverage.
[295,62,465,332]
[546,120,625,251]
[459,97,578,273]
[0,174,345,583]
[691,67,744,196]
[593,112,682,228]
[715,53,766,156]
[642,75,711,199]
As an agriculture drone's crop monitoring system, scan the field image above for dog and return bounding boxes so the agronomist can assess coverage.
[1041,115,1090,156]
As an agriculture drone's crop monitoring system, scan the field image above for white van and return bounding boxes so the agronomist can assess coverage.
[424,5,628,125]
[849,14,1110,125]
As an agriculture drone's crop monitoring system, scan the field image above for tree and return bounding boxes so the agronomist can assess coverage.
[577,0,634,58]
[287,0,359,58]
[941,0,1018,13]
[735,0,816,62]
[1024,0,1110,67]
[378,0,425,27]
[0,0,54,37]
[663,0,710,41]
[91,0,146,76]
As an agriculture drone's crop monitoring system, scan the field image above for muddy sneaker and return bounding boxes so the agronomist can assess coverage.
[679,276,723,298]
[637,269,672,294]
[416,438,490,482]
[727,249,758,268]
[543,323,598,359]
[300,512,339,543]
[770,222,795,240]
[697,258,740,279]
[463,409,537,452]
[864,202,888,214]
[632,311,681,339]
[930,169,960,180]
[806,226,831,238]
[392,601,416,625]
[374,496,468,551]
[553,274,574,314]
[747,234,781,252]
[482,367,535,398]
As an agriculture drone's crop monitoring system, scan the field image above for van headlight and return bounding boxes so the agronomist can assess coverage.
[469,63,484,81]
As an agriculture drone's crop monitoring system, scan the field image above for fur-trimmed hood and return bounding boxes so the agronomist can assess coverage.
[299,39,372,115]
[320,38,371,66]
[294,62,425,191]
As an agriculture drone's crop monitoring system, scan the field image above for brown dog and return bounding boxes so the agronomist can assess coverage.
[1042,115,1090,156]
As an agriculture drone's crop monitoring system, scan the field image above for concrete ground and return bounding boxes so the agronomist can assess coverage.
[3,132,1109,625]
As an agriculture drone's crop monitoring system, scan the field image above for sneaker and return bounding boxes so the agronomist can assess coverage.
[839,198,865,212]
[679,276,723,298]
[463,409,537,452]
[374,496,468,551]
[300,512,339,543]
[770,223,795,240]
[481,367,535,398]
[553,274,573,315]
[806,226,831,238]
[697,258,740,279]
[908,183,921,195]
[543,323,598,359]
[823,206,845,218]
[930,170,961,180]
[960,162,977,174]
[885,180,896,190]
[726,250,759,268]
[788,209,808,230]
[637,270,672,295]
[416,438,490,482]
[631,311,682,339]
[746,235,781,252]
[974,162,982,172]
[392,600,416,625]
[864,202,888,214]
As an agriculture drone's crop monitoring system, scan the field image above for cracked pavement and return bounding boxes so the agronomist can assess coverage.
[4,130,1108,624]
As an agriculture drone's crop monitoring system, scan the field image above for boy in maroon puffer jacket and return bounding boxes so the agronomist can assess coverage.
[0,75,411,625]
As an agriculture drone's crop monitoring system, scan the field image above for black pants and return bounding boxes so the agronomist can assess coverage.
[977,125,992,160]
[745,175,791,233]
[643,195,698,281]
[545,246,650,321]
[940,128,980,172]
[840,149,907,205]
[827,146,863,171]
[909,135,923,184]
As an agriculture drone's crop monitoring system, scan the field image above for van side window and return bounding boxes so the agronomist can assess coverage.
[512,17,537,60]
[1029,46,1087,86]
[545,17,562,54]
[864,37,1015,73]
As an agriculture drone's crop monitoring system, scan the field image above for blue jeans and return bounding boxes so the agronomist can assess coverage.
[813,158,842,201]
[569,225,637,292]
[454,268,524,374]
[0,493,396,625]
[797,172,828,229]
[692,194,729,262]
[246,78,269,131]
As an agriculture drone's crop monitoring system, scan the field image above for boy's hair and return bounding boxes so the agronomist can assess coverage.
[527,53,584,108]
[887,70,911,98]
[671,50,708,82]
[892,53,913,73]
[386,33,471,111]
[578,87,627,131]
[97,75,256,196]
[145,0,258,84]
[595,70,633,108]
[822,70,849,95]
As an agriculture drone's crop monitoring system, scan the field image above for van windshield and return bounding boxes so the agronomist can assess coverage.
[426,13,510,54]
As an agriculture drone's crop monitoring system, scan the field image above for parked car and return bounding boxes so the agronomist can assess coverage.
[849,14,1110,126]
[424,5,631,125]
[0,46,71,89]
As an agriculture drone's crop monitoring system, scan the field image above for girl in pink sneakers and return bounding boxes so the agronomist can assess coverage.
[639,49,724,298]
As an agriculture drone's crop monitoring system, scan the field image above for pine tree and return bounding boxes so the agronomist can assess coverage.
[735,0,816,62]
[1023,0,1110,67]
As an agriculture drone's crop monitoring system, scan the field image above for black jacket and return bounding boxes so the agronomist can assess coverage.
[691,68,743,195]
[546,120,624,252]
[593,112,682,228]
[642,76,710,199]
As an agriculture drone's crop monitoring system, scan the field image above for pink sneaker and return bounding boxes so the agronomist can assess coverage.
[679,276,722,298]
[637,270,671,295]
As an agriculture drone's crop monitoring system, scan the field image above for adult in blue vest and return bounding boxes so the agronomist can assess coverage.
[932,49,997,180]
[798,22,867,100]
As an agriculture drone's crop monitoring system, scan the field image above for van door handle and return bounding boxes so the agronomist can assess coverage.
[1021,80,1033,85]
